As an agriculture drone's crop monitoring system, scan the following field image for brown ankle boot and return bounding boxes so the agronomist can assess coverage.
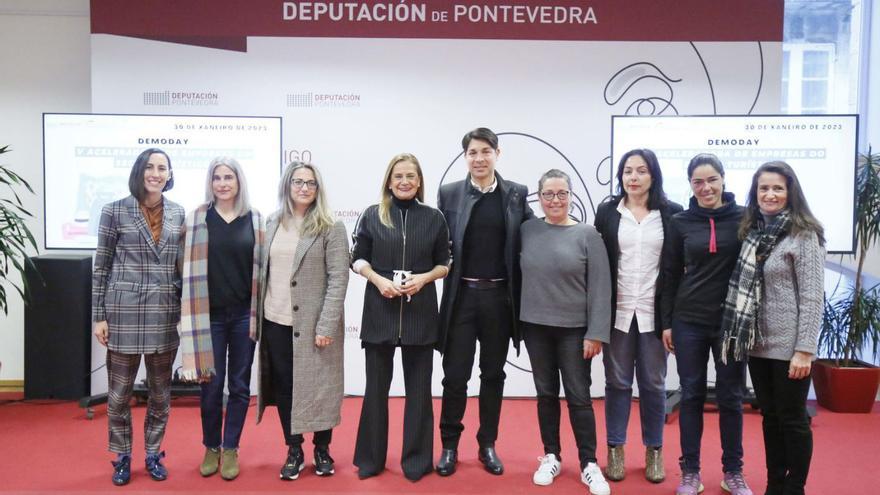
[606,445,625,481]
[645,446,665,483]
[199,447,220,476]
[220,449,240,480]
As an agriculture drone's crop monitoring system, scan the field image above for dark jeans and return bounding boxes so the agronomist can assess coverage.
[672,319,746,474]
[200,305,256,449]
[603,318,668,448]
[523,322,598,469]
[263,318,332,449]
[353,343,434,479]
[440,285,512,449]
[749,356,813,495]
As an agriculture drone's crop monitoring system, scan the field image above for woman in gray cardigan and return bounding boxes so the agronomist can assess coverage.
[720,161,825,495]
[520,169,612,495]
[256,162,349,481]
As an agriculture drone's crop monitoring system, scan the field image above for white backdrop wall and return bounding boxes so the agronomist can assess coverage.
[8,3,880,405]
[89,2,782,397]
[0,0,91,383]
[3,1,819,403]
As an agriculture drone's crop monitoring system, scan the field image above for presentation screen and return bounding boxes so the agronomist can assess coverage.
[612,115,857,253]
[43,113,282,250]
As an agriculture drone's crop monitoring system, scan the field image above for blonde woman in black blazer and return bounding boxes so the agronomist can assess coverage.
[92,148,185,486]
[351,153,450,481]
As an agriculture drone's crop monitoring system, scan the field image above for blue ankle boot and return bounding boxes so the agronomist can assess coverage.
[145,451,168,481]
[111,455,131,486]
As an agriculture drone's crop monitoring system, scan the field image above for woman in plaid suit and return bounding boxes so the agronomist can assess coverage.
[92,148,185,486]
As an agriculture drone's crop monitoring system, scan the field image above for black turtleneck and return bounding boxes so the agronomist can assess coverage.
[392,196,416,218]
[461,187,506,279]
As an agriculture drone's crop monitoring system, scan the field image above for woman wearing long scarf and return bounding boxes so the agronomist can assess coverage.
[179,157,264,480]
[721,161,825,495]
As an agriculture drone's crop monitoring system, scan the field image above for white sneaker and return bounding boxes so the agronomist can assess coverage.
[532,454,561,486]
[581,462,612,495]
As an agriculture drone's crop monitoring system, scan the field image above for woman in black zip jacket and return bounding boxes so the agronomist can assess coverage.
[350,153,450,481]
[661,154,753,495]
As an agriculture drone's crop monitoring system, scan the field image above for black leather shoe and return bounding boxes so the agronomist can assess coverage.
[478,447,504,475]
[357,469,379,480]
[404,467,431,482]
[435,448,458,476]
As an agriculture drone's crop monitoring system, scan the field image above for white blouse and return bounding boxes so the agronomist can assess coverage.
[615,201,663,333]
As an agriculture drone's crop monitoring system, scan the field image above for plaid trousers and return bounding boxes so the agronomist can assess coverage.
[106,349,177,454]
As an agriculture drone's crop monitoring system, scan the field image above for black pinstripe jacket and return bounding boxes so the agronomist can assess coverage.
[351,201,450,346]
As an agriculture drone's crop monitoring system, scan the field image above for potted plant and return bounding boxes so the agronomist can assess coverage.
[0,145,38,315]
[813,149,880,413]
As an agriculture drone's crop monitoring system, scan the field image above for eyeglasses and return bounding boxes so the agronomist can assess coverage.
[291,178,318,190]
[540,191,570,201]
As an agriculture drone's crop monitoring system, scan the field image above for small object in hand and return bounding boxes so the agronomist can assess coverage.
[392,269,412,288]
[393,270,413,302]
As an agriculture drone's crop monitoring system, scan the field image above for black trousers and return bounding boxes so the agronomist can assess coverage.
[749,356,813,495]
[263,319,332,449]
[523,322,598,468]
[353,343,434,479]
[439,285,512,449]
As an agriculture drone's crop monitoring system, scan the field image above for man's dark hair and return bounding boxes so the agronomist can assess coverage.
[461,127,499,151]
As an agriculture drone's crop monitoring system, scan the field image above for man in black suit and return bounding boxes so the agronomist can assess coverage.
[436,127,534,476]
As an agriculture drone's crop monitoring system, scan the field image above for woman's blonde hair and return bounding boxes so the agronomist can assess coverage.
[278,161,335,236]
[378,153,425,228]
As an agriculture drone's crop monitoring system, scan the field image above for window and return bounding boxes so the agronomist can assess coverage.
[783,44,835,113]
[783,0,864,114]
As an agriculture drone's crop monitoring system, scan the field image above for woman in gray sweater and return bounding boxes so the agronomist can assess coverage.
[519,169,612,495]
[720,161,825,495]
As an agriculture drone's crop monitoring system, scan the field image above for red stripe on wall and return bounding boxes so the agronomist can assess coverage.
[90,0,783,50]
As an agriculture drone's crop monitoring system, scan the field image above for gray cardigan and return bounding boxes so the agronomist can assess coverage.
[751,230,825,361]
[519,219,612,343]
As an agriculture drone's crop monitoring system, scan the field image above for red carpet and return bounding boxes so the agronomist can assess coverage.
[0,396,876,494]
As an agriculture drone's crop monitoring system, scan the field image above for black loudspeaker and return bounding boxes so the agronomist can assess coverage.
[24,255,92,400]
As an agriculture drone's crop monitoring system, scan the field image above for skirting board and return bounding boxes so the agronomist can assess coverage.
[0,380,24,393]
